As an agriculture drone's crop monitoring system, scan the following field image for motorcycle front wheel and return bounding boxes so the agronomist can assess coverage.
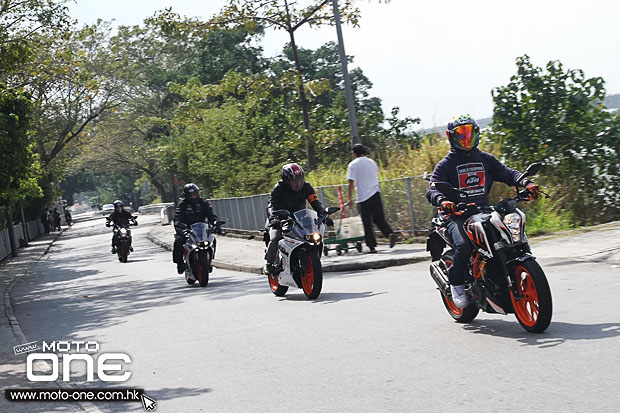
[440,251,479,323]
[510,260,552,333]
[196,250,210,288]
[118,244,128,263]
[302,250,323,300]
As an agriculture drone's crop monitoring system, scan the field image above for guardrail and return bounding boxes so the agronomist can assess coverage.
[142,176,434,236]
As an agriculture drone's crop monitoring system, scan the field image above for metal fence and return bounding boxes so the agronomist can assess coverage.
[0,220,45,261]
[206,176,434,235]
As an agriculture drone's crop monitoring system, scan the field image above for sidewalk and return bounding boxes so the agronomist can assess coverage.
[0,232,97,412]
[147,224,430,274]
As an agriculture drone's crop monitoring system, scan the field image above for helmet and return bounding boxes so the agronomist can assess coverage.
[183,183,200,199]
[113,200,123,209]
[446,114,480,151]
[281,163,304,191]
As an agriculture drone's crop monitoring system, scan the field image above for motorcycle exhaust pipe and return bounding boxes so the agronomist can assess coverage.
[429,261,449,295]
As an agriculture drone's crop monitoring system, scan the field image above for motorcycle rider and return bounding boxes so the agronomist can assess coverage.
[106,200,138,254]
[173,183,219,274]
[264,163,334,275]
[425,114,541,308]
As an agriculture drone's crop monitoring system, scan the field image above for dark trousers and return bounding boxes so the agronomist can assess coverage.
[358,191,393,249]
[264,228,282,264]
[445,217,473,286]
[173,234,185,263]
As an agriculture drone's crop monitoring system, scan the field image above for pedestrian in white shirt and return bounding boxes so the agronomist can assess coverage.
[346,144,396,253]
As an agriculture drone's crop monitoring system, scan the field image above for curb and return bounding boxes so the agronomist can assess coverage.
[2,231,103,413]
[146,228,429,275]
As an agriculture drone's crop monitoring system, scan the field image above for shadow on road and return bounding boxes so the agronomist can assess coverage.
[461,319,620,347]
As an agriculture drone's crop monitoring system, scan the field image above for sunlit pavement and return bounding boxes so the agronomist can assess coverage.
[2,217,620,412]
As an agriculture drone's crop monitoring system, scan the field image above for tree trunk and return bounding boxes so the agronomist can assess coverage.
[7,207,17,257]
[288,30,317,170]
[151,179,169,203]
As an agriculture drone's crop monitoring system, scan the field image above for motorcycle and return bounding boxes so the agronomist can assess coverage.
[426,163,553,333]
[108,220,137,263]
[264,207,339,299]
[181,220,226,287]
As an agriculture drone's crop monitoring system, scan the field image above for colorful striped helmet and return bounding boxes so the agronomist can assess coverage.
[446,114,480,151]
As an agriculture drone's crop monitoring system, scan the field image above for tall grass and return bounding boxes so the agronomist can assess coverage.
[307,134,574,236]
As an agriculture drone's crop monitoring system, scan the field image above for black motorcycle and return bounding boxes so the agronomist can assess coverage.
[108,220,137,263]
[426,163,553,333]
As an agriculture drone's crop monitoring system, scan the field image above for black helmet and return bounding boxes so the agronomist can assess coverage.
[113,200,123,209]
[183,183,200,199]
[281,163,304,191]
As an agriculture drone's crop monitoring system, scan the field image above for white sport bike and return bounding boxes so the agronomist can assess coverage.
[265,207,339,299]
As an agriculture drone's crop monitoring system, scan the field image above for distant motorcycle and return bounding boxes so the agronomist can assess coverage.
[426,163,553,333]
[107,220,137,263]
[264,207,339,299]
[181,220,226,287]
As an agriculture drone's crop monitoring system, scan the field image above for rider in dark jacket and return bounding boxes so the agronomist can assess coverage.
[106,200,138,253]
[264,163,333,275]
[173,183,219,274]
[425,114,540,308]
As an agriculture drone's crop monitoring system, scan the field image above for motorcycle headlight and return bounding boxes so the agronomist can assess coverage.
[503,212,522,242]
[119,228,128,236]
[305,233,322,243]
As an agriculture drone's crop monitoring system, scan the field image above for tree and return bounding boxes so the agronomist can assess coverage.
[0,83,41,206]
[211,0,360,170]
[490,55,620,224]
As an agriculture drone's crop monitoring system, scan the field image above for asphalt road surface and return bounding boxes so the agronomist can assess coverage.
[8,217,620,412]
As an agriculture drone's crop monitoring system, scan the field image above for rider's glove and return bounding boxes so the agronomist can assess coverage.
[132,220,138,227]
[526,182,541,200]
[440,200,456,214]
[268,218,281,229]
[105,222,111,227]
[324,216,334,227]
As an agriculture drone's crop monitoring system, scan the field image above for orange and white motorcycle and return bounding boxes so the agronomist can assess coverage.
[265,207,339,299]
[426,163,553,333]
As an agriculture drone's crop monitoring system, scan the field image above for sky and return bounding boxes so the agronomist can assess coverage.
[68,0,620,129]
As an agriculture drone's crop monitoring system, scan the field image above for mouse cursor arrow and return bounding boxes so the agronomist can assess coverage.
[141,393,157,411]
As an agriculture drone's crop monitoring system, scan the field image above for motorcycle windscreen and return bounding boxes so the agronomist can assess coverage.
[190,222,209,242]
[293,209,320,236]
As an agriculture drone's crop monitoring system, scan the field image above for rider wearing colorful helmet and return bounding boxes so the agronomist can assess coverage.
[106,200,137,254]
[425,115,540,308]
[263,163,333,275]
[173,183,219,274]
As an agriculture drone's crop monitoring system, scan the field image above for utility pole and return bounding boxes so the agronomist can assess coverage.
[332,0,361,147]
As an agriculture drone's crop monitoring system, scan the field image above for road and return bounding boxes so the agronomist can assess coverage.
[7,217,620,412]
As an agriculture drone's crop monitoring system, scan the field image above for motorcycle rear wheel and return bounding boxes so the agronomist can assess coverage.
[302,251,323,299]
[510,260,552,333]
[440,251,479,323]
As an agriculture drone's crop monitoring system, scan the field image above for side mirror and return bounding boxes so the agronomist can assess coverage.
[326,206,340,215]
[516,162,542,184]
[273,209,291,220]
[433,182,468,202]
[215,220,226,226]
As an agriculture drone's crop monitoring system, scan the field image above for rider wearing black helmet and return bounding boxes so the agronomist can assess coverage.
[263,163,333,275]
[106,200,138,254]
[173,183,219,274]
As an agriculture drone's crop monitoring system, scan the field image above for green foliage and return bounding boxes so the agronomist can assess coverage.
[0,83,42,205]
[490,55,620,224]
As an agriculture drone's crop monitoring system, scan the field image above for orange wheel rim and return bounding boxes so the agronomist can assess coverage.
[510,265,540,327]
[442,258,463,315]
[269,273,279,292]
[302,256,314,295]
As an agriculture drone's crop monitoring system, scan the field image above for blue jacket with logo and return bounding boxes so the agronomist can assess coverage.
[425,148,525,207]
